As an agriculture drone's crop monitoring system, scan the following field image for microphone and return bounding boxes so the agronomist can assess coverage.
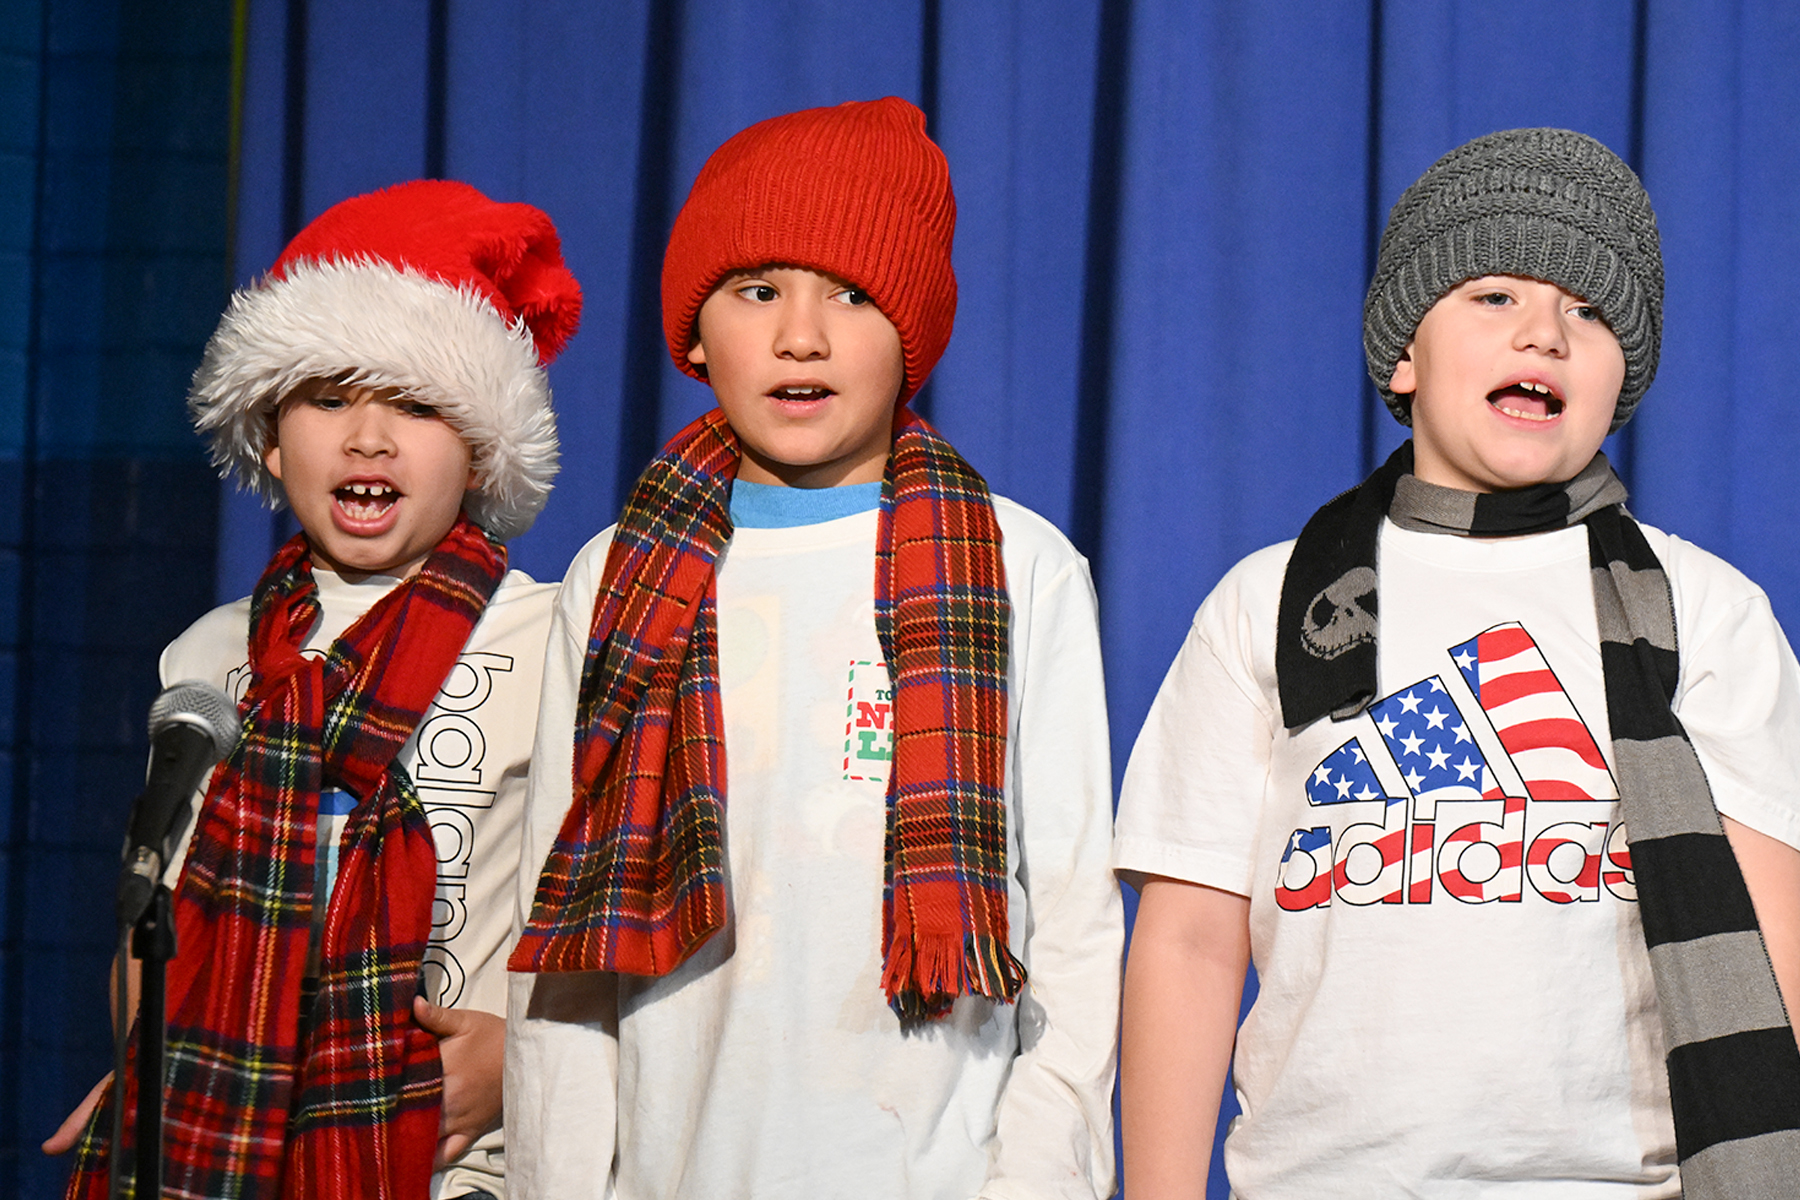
[115,680,242,926]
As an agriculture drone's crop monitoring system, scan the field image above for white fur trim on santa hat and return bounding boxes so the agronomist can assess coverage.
[189,257,559,542]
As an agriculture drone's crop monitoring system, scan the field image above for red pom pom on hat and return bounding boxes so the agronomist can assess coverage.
[662,97,956,402]
[190,180,583,541]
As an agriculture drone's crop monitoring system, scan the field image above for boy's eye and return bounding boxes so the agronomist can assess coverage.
[1474,291,1512,306]
[832,288,872,307]
[401,400,441,419]
[308,394,349,410]
[736,283,778,302]
[1570,303,1602,322]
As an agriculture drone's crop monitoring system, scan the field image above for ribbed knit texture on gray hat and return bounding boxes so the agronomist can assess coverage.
[1364,128,1664,431]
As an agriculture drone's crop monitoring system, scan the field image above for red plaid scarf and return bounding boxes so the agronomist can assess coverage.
[510,407,1023,1019]
[69,516,506,1200]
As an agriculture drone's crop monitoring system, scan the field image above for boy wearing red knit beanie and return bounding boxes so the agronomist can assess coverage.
[505,97,1121,1199]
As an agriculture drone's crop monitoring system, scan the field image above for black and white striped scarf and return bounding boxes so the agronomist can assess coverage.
[1277,443,1800,1196]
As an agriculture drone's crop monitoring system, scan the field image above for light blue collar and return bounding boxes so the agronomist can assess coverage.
[729,479,882,528]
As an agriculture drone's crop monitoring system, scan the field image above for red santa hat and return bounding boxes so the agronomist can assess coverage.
[188,179,583,541]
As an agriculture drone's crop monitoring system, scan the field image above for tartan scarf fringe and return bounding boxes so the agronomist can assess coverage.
[881,931,1028,1023]
[513,406,1025,1020]
[1274,445,1800,1196]
[67,517,505,1200]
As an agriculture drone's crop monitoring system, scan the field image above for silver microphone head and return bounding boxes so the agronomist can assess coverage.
[147,679,242,760]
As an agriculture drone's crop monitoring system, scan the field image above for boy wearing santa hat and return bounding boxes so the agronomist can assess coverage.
[56,178,582,1200]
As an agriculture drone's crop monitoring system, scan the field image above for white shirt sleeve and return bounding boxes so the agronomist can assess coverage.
[504,530,622,1199]
[981,518,1123,1200]
[1113,542,1290,897]
[1662,531,1800,851]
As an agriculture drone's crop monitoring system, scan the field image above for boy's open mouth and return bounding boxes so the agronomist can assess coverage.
[1487,379,1564,422]
[334,481,400,521]
[770,385,833,403]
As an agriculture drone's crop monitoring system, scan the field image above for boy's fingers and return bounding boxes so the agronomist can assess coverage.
[435,1130,476,1171]
[413,993,467,1037]
[42,1075,111,1155]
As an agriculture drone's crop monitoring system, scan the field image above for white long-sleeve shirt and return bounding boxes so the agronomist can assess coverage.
[507,492,1121,1200]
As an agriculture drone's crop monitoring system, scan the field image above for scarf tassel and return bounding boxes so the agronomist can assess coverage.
[882,927,1026,1021]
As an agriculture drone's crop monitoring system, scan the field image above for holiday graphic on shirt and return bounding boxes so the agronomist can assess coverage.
[842,659,895,784]
[1276,622,1636,911]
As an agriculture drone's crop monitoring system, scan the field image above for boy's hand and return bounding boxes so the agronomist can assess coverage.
[42,1074,111,1155]
[413,995,504,1170]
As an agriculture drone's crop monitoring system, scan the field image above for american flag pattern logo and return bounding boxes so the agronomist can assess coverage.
[1450,623,1616,801]
[1370,677,1498,804]
[1278,622,1634,911]
[1276,827,1335,911]
[1305,740,1385,806]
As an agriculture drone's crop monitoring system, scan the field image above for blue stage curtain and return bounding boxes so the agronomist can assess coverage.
[17,0,1798,1196]
[1,1,232,1193]
[217,0,1800,749]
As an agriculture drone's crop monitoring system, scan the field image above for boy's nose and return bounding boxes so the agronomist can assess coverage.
[344,404,398,455]
[773,299,829,360]
[1513,297,1570,357]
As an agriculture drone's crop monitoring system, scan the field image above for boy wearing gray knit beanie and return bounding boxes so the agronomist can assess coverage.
[1116,128,1800,1199]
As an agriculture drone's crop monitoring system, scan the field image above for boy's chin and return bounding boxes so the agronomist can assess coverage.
[1415,442,1595,494]
[1467,456,1589,493]
[306,535,435,581]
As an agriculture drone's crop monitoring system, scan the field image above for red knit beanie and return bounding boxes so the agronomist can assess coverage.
[662,97,956,401]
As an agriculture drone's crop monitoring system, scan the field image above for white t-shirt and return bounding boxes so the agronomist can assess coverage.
[507,494,1122,1200]
[1114,520,1800,1199]
[161,564,556,1199]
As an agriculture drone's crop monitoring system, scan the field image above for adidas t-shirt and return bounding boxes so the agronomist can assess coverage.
[1115,520,1800,1198]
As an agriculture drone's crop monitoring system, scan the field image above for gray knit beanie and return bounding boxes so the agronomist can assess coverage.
[1364,127,1663,431]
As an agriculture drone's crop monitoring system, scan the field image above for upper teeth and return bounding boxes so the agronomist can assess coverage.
[1516,380,1553,396]
[346,484,394,497]
[777,386,825,398]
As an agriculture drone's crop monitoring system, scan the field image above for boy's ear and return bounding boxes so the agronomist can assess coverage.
[1388,344,1417,396]
[686,338,707,368]
[262,397,290,482]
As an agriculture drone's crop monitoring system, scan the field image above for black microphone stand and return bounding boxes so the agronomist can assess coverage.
[116,884,175,1200]
[107,681,239,1199]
